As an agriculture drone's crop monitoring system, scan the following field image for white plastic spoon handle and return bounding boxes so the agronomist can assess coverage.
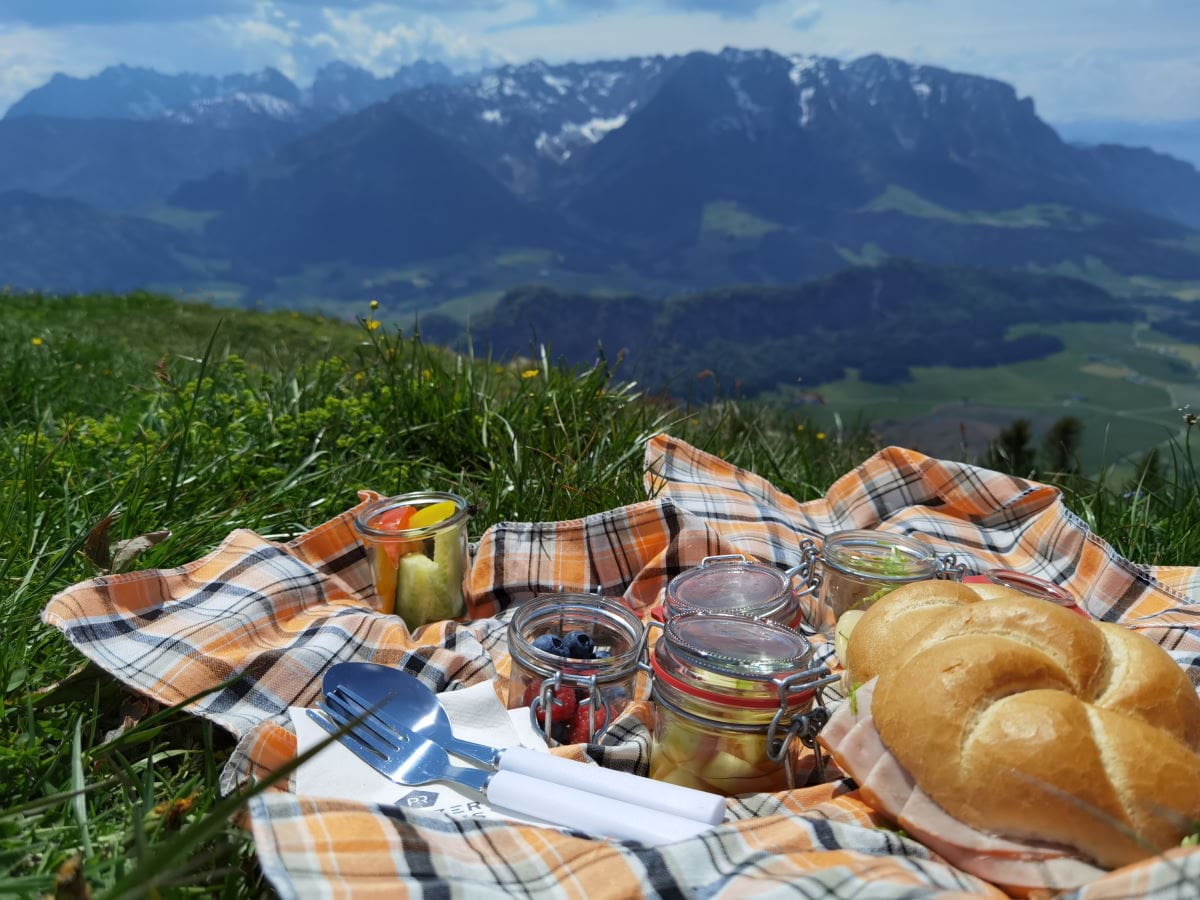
[484,770,713,845]
[497,746,726,825]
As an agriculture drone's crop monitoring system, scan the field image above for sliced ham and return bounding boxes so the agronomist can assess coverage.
[819,678,1107,894]
[921,843,1106,894]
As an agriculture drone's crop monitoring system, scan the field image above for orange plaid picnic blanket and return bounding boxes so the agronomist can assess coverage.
[42,434,1200,899]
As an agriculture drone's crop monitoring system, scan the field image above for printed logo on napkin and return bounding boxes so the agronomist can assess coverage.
[291,680,552,827]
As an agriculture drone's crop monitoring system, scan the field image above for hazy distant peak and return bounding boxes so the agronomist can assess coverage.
[313,60,370,81]
[224,67,299,98]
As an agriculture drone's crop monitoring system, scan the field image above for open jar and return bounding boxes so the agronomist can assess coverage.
[649,612,838,795]
[810,530,964,636]
[506,593,645,746]
[353,491,470,629]
[658,554,811,628]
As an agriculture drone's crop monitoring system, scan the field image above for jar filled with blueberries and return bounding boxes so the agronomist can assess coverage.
[505,592,645,746]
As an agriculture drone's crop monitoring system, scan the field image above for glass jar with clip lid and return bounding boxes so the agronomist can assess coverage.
[657,554,815,629]
[801,529,966,637]
[505,592,646,746]
[647,611,839,795]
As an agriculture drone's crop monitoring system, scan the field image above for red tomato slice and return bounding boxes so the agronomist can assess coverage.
[375,505,416,531]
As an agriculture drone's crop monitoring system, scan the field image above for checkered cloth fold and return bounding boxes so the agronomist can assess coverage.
[42,434,1200,898]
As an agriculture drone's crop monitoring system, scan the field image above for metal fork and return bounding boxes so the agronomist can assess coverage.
[312,689,489,791]
[305,693,713,845]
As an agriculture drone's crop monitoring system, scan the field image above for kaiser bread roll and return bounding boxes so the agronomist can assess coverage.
[840,579,1200,869]
[843,579,987,685]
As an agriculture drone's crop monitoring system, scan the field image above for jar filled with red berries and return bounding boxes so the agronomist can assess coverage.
[505,592,645,746]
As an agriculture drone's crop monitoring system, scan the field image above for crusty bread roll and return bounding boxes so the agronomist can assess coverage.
[844,579,988,685]
[844,580,1200,870]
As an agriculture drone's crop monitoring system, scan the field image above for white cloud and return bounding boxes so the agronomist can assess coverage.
[0,0,1198,121]
[209,2,504,77]
[0,26,70,112]
[306,5,503,73]
[790,2,821,30]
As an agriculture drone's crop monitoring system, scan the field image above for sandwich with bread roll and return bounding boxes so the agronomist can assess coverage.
[819,579,1200,894]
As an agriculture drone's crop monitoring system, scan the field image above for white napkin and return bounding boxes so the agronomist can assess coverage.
[290,680,550,825]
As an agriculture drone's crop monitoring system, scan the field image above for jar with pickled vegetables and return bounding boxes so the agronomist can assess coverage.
[649,612,837,795]
[353,491,470,629]
[812,529,963,637]
[506,593,644,746]
[658,554,810,628]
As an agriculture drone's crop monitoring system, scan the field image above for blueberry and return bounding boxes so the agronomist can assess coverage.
[562,630,595,659]
[532,633,567,656]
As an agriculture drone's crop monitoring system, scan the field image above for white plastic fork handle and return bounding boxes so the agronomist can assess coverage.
[485,770,714,845]
[497,746,727,825]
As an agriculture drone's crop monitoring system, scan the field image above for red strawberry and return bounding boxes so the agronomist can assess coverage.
[567,699,609,744]
[523,679,578,724]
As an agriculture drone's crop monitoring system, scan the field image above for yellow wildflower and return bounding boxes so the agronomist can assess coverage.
[31,336,43,346]
[369,299,380,310]
[795,424,804,431]
[816,432,827,440]
[364,319,381,331]
[521,369,539,379]
[421,369,433,380]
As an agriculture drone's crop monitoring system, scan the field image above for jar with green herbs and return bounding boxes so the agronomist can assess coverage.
[814,530,964,636]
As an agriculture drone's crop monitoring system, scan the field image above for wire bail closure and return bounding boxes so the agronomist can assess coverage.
[766,668,840,783]
[790,538,823,592]
[528,669,611,746]
[935,552,967,581]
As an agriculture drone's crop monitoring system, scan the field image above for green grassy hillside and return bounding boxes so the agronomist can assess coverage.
[1,292,1197,896]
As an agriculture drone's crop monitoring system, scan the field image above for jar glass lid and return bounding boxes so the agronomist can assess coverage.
[984,569,1076,607]
[663,612,812,679]
[822,529,937,581]
[666,560,786,615]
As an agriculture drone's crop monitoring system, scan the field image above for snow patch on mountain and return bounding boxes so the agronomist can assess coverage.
[167,91,301,125]
[799,86,816,127]
[788,55,820,86]
[728,76,762,116]
[535,113,629,163]
[542,74,571,96]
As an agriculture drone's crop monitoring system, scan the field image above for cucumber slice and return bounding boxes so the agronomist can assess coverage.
[397,552,446,629]
[430,527,464,620]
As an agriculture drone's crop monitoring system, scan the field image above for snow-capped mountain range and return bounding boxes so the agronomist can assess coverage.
[1,48,1198,299]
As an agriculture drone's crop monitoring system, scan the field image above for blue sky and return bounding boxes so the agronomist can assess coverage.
[0,0,1197,123]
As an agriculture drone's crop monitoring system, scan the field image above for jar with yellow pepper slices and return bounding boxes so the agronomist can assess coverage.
[353,492,470,629]
[648,612,838,795]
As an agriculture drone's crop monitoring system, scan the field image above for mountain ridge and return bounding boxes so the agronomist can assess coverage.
[2,48,1198,303]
